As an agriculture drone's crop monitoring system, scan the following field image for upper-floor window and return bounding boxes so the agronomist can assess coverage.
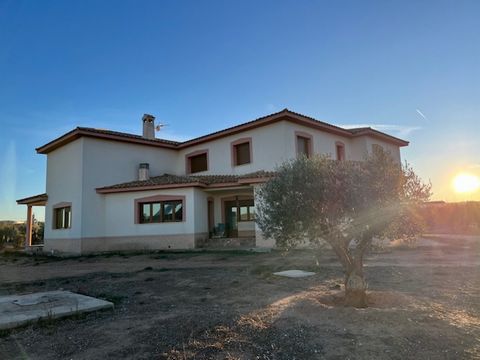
[336,142,345,161]
[295,131,313,158]
[186,150,208,174]
[372,144,384,153]
[140,200,183,223]
[53,205,71,229]
[231,138,252,166]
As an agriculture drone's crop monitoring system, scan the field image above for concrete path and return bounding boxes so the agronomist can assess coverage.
[0,290,113,330]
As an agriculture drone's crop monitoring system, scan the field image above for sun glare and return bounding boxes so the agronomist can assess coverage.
[453,173,480,194]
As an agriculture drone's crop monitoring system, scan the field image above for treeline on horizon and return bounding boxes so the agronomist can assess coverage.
[419,201,480,235]
[0,220,44,249]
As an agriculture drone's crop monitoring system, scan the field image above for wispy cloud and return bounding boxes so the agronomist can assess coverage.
[339,124,422,138]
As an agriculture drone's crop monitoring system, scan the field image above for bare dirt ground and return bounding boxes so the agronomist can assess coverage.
[0,237,479,359]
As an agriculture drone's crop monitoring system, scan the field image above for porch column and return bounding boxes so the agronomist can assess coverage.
[25,205,33,248]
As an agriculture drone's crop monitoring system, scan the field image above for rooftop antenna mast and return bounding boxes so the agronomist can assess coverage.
[155,123,169,132]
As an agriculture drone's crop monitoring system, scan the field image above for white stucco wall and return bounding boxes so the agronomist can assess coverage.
[44,138,84,241]
[365,137,402,163]
[80,138,178,238]
[103,188,195,237]
[174,120,387,175]
[176,121,292,175]
[193,188,209,235]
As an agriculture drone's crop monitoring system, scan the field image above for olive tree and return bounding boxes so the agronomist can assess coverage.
[256,148,431,307]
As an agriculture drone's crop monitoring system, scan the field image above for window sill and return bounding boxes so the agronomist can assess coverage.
[233,162,252,168]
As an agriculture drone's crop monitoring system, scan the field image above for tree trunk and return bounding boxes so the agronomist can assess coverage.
[344,264,367,308]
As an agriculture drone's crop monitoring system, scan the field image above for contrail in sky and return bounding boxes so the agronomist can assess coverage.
[416,108,428,121]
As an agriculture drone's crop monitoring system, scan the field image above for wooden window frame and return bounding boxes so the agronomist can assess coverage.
[335,141,346,161]
[52,202,72,230]
[221,196,255,222]
[185,149,209,174]
[231,138,252,166]
[134,195,186,224]
[295,131,313,158]
[139,201,183,224]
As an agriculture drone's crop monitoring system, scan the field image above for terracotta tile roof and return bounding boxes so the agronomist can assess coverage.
[76,127,181,146]
[37,109,408,154]
[347,127,371,134]
[96,171,275,193]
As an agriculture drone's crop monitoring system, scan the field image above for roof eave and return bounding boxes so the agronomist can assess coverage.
[16,193,48,206]
[351,130,409,147]
[177,110,353,149]
[36,128,178,154]
[96,182,206,194]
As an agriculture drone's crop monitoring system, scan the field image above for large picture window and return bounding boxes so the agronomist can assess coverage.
[53,206,71,229]
[139,200,183,223]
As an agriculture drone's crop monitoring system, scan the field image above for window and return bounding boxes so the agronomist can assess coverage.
[237,199,255,221]
[336,142,345,161]
[232,138,252,166]
[372,144,384,153]
[297,136,311,157]
[139,200,183,223]
[187,151,208,174]
[295,131,312,158]
[53,206,71,229]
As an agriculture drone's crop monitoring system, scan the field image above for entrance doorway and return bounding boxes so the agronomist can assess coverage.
[224,200,238,237]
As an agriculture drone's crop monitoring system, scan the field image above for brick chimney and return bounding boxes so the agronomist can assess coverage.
[142,114,155,139]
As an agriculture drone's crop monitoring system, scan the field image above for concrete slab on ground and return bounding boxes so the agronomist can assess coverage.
[273,270,316,278]
[0,290,113,330]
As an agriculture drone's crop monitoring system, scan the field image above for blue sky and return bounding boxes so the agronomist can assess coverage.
[1,0,480,220]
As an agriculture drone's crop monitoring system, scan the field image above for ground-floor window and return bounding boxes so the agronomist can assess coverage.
[139,200,183,223]
[53,206,71,229]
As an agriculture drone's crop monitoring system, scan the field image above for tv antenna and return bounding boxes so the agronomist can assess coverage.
[155,123,169,132]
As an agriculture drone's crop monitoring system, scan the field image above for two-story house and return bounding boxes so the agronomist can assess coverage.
[17,109,408,255]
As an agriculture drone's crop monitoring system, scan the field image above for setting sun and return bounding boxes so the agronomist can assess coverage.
[453,173,480,194]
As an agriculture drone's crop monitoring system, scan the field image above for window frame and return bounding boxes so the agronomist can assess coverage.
[231,138,252,166]
[139,200,183,224]
[185,149,209,174]
[135,195,186,224]
[335,141,346,161]
[52,203,72,230]
[295,131,313,158]
[222,196,256,222]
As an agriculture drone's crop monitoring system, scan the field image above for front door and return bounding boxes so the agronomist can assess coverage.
[224,200,238,237]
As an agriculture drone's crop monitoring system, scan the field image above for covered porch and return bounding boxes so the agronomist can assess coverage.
[200,186,258,248]
[16,193,48,249]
